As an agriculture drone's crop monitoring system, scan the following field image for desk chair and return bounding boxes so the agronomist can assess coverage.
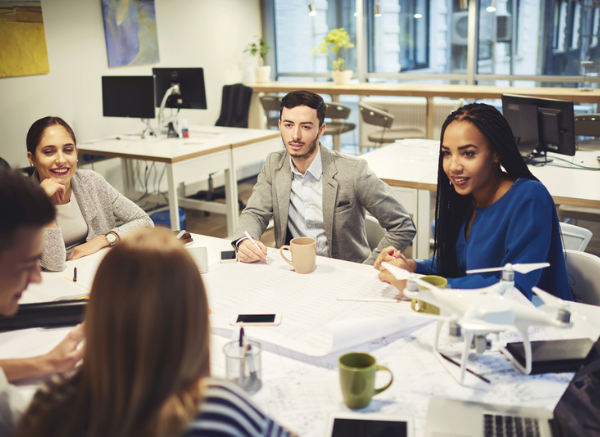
[194,84,252,210]
[323,103,356,150]
[560,222,593,251]
[215,83,253,128]
[365,214,386,251]
[565,249,600,306]
[359,102,424,154]
[259,95,282,130]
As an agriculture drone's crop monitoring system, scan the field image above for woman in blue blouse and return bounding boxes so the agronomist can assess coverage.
[375,103,572,301]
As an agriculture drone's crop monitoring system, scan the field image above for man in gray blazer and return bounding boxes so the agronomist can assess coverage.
[234,90,415,265]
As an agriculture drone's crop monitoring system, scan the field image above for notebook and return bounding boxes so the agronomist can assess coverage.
[424,335,600,437]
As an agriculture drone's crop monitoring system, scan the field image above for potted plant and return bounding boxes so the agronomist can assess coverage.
[312,28,354,85]
[245,37,272,83]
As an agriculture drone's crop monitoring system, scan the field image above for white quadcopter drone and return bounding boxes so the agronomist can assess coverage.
[381,262,573,385]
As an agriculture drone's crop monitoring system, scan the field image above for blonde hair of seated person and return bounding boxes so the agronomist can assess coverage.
[16,227,210,437]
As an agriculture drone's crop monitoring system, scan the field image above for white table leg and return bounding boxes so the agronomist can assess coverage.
[166,163,181,230]
[416,189,432,259]
[224,165,239,238]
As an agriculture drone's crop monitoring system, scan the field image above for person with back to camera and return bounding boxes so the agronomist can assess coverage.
[375,103,573,301]
[0,169,84,435]
[26,116,154,272]
[15,227,294,437]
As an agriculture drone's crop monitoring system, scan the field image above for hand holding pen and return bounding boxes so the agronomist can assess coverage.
[237,231,270,263]
[373,246,401,271]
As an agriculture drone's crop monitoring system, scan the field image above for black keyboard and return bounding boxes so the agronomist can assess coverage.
[484,413,541,437]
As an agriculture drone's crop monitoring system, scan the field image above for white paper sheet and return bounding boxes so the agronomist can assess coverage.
[204,251,431,355]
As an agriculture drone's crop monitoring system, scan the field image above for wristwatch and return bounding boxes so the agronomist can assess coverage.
[105,232,118,246]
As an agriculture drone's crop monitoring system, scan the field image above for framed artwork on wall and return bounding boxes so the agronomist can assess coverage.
[0,0,50,78]
[101,0,160,67]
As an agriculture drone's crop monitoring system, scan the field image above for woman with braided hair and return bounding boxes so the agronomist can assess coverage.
[375,103,572,301]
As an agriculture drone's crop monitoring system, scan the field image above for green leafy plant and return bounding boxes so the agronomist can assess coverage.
[244,37,271,66]
[311,28,355,72]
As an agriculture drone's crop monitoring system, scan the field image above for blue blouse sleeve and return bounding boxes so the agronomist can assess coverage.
[448,183,556,300]
[415,258,437,275]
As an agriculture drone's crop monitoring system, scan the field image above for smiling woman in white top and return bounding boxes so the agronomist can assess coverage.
[26,116,153,272]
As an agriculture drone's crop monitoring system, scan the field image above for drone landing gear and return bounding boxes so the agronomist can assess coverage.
[433,319,495,385]
[497,328,533,375]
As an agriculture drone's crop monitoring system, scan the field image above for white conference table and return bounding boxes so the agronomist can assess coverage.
[4,234,600,437]
[78,127,280,237]
[362,139,600,259]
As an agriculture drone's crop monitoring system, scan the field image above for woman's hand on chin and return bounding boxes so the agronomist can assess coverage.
[40,178,66,204]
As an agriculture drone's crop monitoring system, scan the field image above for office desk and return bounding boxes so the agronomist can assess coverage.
[78,128,280,237]
[362,140,600,258]
[4,234,600,437]
[249,82,600,141]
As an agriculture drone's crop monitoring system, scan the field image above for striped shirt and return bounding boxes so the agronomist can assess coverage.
[183,378,291,436]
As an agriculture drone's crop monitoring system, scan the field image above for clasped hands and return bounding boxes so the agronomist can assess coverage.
[374,246,417,297]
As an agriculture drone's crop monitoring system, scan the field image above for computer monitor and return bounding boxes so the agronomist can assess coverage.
[152,68,207,110]
[101,76,156,119]
[502,94,576,164]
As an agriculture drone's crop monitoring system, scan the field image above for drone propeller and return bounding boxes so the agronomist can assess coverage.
[531,286,563,307]
[380,262,439,291]
[532,287,572,324]
[466,262,550,275]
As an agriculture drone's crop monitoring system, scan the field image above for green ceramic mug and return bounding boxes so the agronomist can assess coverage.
[410,275,447,315]
[338,352,393,410]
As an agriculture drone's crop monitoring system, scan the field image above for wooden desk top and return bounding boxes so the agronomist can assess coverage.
[78,128,279,164]
[248,81,600,103]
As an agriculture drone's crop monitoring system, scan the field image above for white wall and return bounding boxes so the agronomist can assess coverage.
[0,0,262,168]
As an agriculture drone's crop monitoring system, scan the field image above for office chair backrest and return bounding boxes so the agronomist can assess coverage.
[259,95,282,129]
[565,249,600,306]
[325,103,351,120]
[560,222,593,251]
[359,102,394,129]
[365,214,386,251]
[215,83,253,128]
[574,114,600,137]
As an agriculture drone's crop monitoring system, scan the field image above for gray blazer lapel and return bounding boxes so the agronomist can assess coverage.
[321,146,338,256]
[274,155,292,247]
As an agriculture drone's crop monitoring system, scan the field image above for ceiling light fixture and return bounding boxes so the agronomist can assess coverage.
[308,2,317,16]
[486,0,496,12]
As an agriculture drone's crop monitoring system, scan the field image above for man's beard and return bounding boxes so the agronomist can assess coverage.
[283,132,319,160]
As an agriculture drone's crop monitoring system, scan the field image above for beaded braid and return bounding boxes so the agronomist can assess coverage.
[432,103,539,278]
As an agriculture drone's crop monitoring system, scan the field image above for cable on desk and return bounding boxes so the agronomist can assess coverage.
[544,155,600,171]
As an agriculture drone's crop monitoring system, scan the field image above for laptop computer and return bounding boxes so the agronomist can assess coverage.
[425,335,600,437]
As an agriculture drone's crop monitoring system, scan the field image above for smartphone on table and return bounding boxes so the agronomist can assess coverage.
[229,314,282,326]
[220,250,238,263]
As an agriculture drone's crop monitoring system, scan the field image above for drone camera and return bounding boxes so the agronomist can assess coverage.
[471,335,492,354]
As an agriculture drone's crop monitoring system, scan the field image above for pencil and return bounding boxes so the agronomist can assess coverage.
[440,352,491,383]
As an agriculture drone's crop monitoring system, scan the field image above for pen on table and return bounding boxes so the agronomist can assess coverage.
[336,297,403,303]
[73,267,77,283]
[439,352,490,384]
[244,231,270,262]
[239,327,246,386]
